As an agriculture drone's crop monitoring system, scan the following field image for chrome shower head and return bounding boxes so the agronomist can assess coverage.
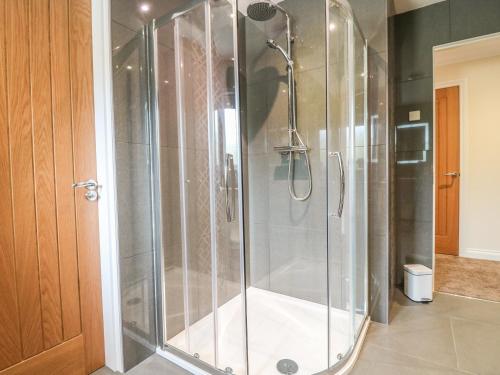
[247,1,278,21]
[266,39,293,66]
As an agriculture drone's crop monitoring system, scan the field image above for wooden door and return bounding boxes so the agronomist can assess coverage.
[435,86,460,255]
[0,0,104,374]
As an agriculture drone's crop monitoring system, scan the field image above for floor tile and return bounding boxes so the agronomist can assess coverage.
[366,315,458,369]
[452,318,500,375]
[426,293,500,327]
[127,355,189,375]
[351,343,471,375]
[91,355,190,375]
[91,367,116,375]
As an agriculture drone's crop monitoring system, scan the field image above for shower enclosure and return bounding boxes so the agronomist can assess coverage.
[146,0,368,373]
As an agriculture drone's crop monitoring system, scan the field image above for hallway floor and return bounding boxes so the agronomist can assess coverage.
[94,291,500,375]
[435,254,500,302]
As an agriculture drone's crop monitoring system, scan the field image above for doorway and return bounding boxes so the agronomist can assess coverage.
[435,86,460,256]
[433,33,500,302]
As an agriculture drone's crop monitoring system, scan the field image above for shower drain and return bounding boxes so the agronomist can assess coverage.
[276,359,299,374]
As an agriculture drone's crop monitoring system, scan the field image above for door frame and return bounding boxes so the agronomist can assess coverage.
[91,0,124,373]
[432,41,470,290]
[432,31,500,288]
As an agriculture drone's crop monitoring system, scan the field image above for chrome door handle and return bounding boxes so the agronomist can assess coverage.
[72,179,99,201]
[444,172,460,177]
[333,152,345,218]
[225,154,235,222]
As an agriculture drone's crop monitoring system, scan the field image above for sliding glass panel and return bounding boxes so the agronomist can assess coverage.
[209,1,247,374]
[327,0,368,366]
[156,20,187,352]
[155,1,246,373]
[239,0,328,373]
[352,23,368,339]
[327,1,353,366]
[156,3,216,365]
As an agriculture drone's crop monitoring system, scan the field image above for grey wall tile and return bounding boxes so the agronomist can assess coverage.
[112,30,150,145]
[369,234,390,323]
[369,52,388,147]
[394,1,450,81]
[396,219,433,283]
[116,142,153,259]
[450,0,500,42]
[351,0,388,55]
[248,223,271,289]
[396,152,433,223]
[351,0,391,324]
[120,252,157,370]
[244,0,330,305]
[284,0,326,73]
[374,0,500,326]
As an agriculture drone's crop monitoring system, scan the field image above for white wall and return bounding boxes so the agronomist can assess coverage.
[435,55,500,261]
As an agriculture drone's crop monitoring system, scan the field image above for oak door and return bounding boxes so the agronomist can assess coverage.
[0,0,104,374]
[435,86,460,255]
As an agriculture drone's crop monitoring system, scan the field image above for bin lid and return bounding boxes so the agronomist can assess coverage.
[404,264,432,276]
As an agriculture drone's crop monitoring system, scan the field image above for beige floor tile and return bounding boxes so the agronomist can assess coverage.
[91,367,116,375]
[126,355,189,375]
[426,293,500,327]
[452,318,500,375]
[391,289,500,327]
[351,343,471,375]
[90,355,190,375]
[366,314,458,369]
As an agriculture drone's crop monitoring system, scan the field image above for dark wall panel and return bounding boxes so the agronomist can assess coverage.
[393,0,500,284]
[394,1,449,81]
[450,0,500,42]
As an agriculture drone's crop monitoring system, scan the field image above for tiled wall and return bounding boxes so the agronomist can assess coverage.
[111,21,157,370]
[393,0,500,284]
[243,0,329,305]
[111,1,189,370]
[349,0,394,324]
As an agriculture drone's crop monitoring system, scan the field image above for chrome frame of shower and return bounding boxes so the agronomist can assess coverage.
[146,0,369,374]
[323,0,370,372]
[148,0,249,374]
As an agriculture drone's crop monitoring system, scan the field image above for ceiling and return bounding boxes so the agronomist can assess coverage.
[435,34,500,67]
[393,0,446,14]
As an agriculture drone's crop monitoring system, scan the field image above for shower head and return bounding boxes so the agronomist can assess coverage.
[247,1,278,21]
[266,39,293,66]
[266,39,278,49]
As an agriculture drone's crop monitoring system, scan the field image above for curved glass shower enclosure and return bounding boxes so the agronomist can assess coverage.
[148,0,368,374]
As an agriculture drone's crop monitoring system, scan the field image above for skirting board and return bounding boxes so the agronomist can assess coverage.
[461,248,500,262]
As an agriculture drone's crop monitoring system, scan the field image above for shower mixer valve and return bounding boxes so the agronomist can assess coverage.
[248,0,312,201]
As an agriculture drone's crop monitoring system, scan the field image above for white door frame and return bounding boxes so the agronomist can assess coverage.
[431,31,500,288]
[92,0,124,372]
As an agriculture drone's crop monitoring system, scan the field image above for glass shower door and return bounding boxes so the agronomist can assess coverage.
[152,1,246,373]
[327,0,368,367]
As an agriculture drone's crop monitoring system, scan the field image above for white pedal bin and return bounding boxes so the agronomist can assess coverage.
[403,264,433,302]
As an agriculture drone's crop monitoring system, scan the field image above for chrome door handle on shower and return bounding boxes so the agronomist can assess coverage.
[225,153,235,222]
[333,152,345,218]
